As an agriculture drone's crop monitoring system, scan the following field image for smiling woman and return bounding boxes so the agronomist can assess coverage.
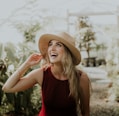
[2,31,91,116]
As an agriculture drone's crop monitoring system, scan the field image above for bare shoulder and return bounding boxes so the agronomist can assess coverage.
[79,70,90,86]
[29,67,44,85]
[81,71,89,79]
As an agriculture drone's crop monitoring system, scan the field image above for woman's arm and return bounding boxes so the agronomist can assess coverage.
[2,53,43,93]
[79,72,90,116]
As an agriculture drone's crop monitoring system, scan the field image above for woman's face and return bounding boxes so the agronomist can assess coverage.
[48,40,65,64]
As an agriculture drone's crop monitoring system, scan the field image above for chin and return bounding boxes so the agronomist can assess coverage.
[50,60,58,64]
[49,60,55,63]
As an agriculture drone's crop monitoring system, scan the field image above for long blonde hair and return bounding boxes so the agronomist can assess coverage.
[61,46,82,114]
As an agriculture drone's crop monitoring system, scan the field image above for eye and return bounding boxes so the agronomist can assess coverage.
[56,42,63,47]
[48,41,52,46]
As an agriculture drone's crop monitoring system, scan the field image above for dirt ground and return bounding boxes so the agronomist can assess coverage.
[90,82,119,116]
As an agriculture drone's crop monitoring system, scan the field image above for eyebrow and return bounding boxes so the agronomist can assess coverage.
[49,40,63,44]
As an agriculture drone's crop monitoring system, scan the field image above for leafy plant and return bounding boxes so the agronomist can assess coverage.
[77,17,106,66]
[0,24,42,115]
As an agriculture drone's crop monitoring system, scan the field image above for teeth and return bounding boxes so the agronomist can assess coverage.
[50,52,58,58]
[50,53,58,58]
[51,53,58,56]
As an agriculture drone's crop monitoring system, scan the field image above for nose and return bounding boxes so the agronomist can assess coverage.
[50,45,56,51]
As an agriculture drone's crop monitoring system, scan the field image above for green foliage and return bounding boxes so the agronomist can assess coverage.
[23,24,40,43]
[4,42,17,63]
[78,17,96,58]
[76,17,107,67]
[0,41,41,115]
[14,22,41,43]
[0,23,42,115]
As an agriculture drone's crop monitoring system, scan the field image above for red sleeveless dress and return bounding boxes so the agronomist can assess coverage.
[38,68,77,116]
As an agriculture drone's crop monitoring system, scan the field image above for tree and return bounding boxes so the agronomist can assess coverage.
[76,17,103,66]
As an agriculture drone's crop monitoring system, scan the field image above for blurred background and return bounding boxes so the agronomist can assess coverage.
[0,0,119,116]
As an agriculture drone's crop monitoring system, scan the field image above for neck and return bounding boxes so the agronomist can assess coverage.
[51,64,67,80]
[51,64,63,75]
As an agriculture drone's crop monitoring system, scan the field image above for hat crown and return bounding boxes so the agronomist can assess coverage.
[58,32,75,46]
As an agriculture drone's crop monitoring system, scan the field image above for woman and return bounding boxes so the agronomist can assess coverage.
[2,32,90,116]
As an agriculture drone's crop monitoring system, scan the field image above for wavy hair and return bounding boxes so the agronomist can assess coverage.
[61,46,82,114]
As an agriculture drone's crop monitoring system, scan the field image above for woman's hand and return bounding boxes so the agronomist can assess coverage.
[25,53,43,67]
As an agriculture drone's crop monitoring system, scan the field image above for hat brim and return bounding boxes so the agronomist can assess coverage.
[38,33,81,65]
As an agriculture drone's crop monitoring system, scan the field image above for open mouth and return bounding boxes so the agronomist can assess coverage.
[50,53,58,58]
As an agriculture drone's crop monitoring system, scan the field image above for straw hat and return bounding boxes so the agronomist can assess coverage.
[38,32,81,65]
